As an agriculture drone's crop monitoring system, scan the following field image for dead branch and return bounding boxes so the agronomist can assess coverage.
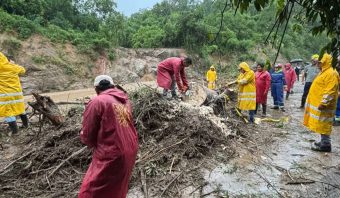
[287,178,340,189]
[256,172,286,198]
[190,182,209,195]
[286,180,315,185]
[140,168,148,198]
[160,171,185,197]
[28,92,64,126]
[0,150,35,174]
[48,146,87,178]
[136,137,188,164]
[201,190,219,197]
[56,102,85,105]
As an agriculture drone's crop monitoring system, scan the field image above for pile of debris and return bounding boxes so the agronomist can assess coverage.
[0,86,250,197]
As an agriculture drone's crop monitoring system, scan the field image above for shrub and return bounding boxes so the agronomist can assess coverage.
[2,37,22,56]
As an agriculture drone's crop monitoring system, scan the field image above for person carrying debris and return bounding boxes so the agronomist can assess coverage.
[79,75,138,197]
[0,52,28,134]
[270,64,287,111]
[304,53,339,152]
[283,63,297,100]
[299,54,320,108]
[255,63,271,116]
[230,62,256,123]
[157,57,192,98]
[206,65,217,90]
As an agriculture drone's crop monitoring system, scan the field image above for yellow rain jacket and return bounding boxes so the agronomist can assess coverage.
[0,52,26,117]
[206,65,217,89]
[237,62,256,110]
[303,53,339,135]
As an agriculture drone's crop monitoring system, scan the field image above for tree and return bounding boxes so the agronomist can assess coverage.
[74,0,117,19]
[214,0,339,64]
[131,25,166,48]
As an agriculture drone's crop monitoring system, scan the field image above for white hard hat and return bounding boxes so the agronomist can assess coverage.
[94,75,114,87]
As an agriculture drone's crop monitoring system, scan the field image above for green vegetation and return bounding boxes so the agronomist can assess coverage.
[0,0,336,69]
[2,37,21,56]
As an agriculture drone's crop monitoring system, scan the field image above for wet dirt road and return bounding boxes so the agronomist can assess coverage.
[203,81,340,197]
[23,81,157,103]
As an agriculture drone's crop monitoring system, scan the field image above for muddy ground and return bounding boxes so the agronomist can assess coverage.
[200,81,340,198]
[0,81,340,198]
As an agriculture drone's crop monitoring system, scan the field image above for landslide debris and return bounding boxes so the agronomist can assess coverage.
[0,86,250,197]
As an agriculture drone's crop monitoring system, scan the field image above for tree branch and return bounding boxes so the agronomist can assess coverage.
[273,1,295,66]
[210,0,229,44]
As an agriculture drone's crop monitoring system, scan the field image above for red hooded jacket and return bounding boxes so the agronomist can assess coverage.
[79,88,138,198]
[283,63,297,92]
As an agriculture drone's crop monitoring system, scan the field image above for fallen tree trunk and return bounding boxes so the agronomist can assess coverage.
[28,92,64,126]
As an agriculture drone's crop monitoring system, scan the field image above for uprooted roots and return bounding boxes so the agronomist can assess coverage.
[0,87,250,197]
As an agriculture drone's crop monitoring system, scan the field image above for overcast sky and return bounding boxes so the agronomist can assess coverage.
[116,0,163,16]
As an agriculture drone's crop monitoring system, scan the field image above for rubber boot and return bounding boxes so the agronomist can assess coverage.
[271,106,279,110]
[20,114,29,128]
[311,143,331,152]
[262,104,267,116]
[163,89,168,97]
[299,98,306,109]
[311,135,331,152]
[255,103,259,115]
[8,121,18,134]
[280,106,286,112]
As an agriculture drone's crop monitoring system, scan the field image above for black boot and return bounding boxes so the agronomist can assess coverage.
[280,106,286,112]
[8,121,18,134]
[299,98,306,108]
[311,143,331,152]
[255,103,259,115]
[271,106,279,110]
[20,114,29,128]
[262,104,267,116]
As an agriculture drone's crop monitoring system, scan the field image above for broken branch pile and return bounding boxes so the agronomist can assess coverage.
[0,86,249,197]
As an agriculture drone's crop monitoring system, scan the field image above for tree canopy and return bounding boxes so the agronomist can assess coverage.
[0,0,337,65]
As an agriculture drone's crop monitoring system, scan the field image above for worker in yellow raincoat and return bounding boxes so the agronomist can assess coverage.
[206,65,217,90]
[236,62,256,123]
[304,53,339,152]
[0,52,28,134]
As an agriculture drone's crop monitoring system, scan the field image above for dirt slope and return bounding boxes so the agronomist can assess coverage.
[0,33,193,95]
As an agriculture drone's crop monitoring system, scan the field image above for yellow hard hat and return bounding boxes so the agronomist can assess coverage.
[210,65,215,69]
[311,54,319,60]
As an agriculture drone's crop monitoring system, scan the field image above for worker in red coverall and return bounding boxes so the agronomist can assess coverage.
[79,75,138,198]
[157,57,192,98]
[255,63,271,116]
[283,63,297,100]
